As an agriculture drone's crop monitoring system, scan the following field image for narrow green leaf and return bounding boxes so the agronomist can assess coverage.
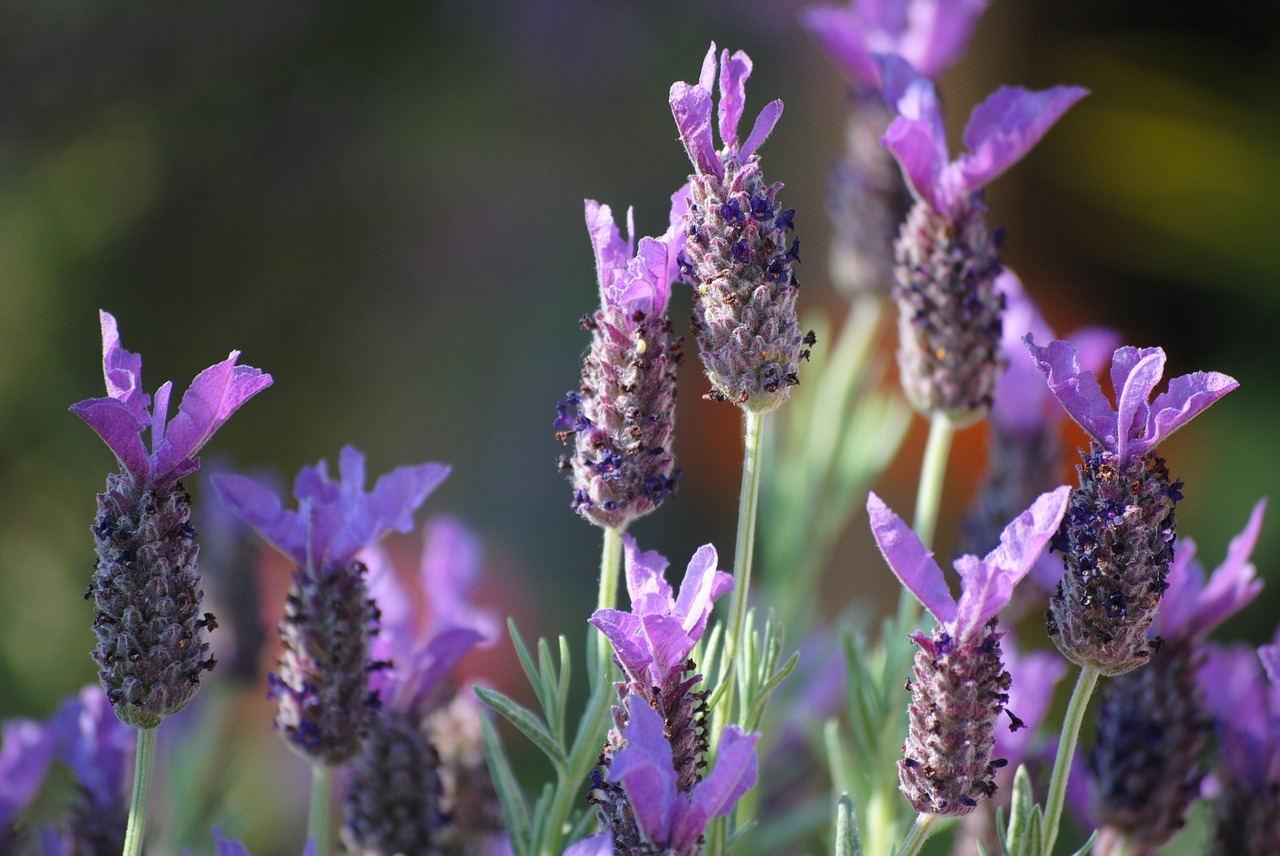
[743,651,799,732]
[1065,829,1099,856]
[474,686,568,772]
[479,714,531,856]
[536,636,560,731]
[529,782,554,853]
[835,793,863,856]
[507,619,545,701]
[556,635,573,741]
[1005,764,1035,853]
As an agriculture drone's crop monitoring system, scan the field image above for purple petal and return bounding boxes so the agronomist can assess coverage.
[152,353,273,486]
[52,685,135,808]
[70,397,150,482]
[801,6,880,88]
[212,830,253,856]
[564,833,615,856]
[991,270,1057,435]
[419,515,499,643]
[589,609,652,684]
[738,100,783,163]
[1173,500,1266,642]
[907,0,990,80]
[213,474,307,565]
[150,381,173,448]
[867,492,956,627]
[397,627,484,712]
[674,724,760,849]
[622,534,674,616]
[953,85,1087,197]
[641,613,695,679]
[97,310,150,421]
[717,49,751,151]
[364,543,414,661]
[333,450,451,565]
[0,718,57,827]
[1261,642,1280,687]
[1201,644,1271,784]
[1108,346,1165,463]
[670,45,721,179]
[584,200,632,299]
[1139,369,1239,458]
[1024,335,1118,450]
[878,54,949,210]
[672,543,731,640]
[610,698,677,845]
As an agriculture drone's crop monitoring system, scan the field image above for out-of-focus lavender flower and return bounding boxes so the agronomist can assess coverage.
[879,57,1085,423]
[590,693,759,856]
[184,829,316,856]
[71,310,272,728]
[1088,501,1266,854]
[344,516,499,856]
[0,716,57,850]
[960,272,1121,600]
[1025,336,1239,675]
[868,486,1070,815]
[1198,634,1280,856]
[555,200,682,529]
[671,43,809,412]
[215,447,449,766]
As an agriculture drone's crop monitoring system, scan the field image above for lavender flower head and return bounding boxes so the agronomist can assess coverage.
[555,200,682,528]
[214,447,449,766]
[588,537,733,844]
[670,43,809,412]
[868,485,1070,814]
[71,310,272,727]
[880,57,1085,423]
[1,716,57,850]
[1026,335,1238,675]
[1089,500,1266,854]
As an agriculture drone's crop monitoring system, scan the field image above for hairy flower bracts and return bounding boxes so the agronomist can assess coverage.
[1089,501,1265,854]
[214,447,449,766]
[1199,633,1280,856]
[868,486,1070,815]
[588,537,732,846]
[1025,336,1239,675]
[344,517,496,856]
[71,310,272,727]
[802,0,990,294]
[879,56,1085,424]
[670,43,808,412]
[579,695,759,856]
[555,201,681,528]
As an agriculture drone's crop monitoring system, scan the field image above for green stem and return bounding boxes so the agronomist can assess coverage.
[899,413,954,630]
[1042,666,1101,856]
[541,657,615,856]
[308,764,332,856]
[896,812,940,856]
[720,409,767,726]
[121,726,157,856]
[595,526,624,676]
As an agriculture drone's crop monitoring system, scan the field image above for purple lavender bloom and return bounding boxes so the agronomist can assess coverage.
[670,44,808,412]
[1198,636,1280,856]
[868,486,1070,815]
[184,829,316,856]
[880,56,1085,423]
[1025,335,1239,675]
[1088,501,1266,852]
[0,716,57,849]
[71,311,272,728]
[564,832,614,855]
[801,0,989,91]
[597,693,759,856]
[555,200,681,528]
[214,447,449,766]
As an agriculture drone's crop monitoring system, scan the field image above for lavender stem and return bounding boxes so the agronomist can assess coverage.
[120,726,156,856]
[308,763,332,856]
[1042,666,1101,855]
[896,811,940,856]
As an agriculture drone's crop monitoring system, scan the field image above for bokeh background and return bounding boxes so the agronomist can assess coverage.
[2,1,1277,853]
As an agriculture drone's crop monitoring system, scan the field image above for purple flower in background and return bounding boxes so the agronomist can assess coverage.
[1026,336,1239,675]
[555,200,681,528]
[802,0,989,91]
[597,693,759,856]
[72,310,272,728]
[671,43,809,411]
[868,486,1070,815]
[0,716,57,848]
[1088,501,1266,852]
[215,447,449,766]
[184,829,316,856]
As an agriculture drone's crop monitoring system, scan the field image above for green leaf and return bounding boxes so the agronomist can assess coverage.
[474,686,568,772]
[508,619,545,702]
[1005,764,1036,855]
[1065,830,1099,856]
[743,650,799,733]
[835,793,864,856]
[556,635,573,740]
[479,713,531,856]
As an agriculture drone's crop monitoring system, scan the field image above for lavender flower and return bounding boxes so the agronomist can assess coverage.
[214,447,449,766]
[71,310,272,727]
[588,537,732,842]
[586,693,759,856]
[868,486,1070,815]
[555,200,682,528]
[1198,635,1280,856]
[1088,501,1265,854]
[1025,335,1238,674]
[802,0,991,294]
[879,57,1086,423]
[185,829,316,856]
[670,43,809,412]
[344,518,495,856]
[0,716,57,852]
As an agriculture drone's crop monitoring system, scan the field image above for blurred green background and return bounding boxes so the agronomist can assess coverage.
[1,0,1277,852]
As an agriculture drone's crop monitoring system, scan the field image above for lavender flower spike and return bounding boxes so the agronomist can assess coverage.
[880,56,1086,423]
[1027,335,1239,675]
[215,447,449,766]
[555,200,681,528]
[671,44,809,411]
[868,486,1070,815]
[72,310,272,727]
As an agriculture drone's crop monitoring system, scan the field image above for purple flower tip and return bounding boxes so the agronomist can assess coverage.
[0,717,58,828]
[1024,334,1238,464]
[584,199,679,322]
[71,310,272,487]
